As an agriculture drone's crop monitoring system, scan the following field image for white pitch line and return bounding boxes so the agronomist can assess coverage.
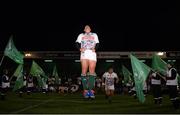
[56,99,88,103]
[10,99,53,114]
[10,98,96,114]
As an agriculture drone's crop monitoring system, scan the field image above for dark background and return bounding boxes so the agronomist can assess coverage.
[0,1,177,51]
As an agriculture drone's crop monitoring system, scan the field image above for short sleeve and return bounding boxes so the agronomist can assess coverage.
[76,34,82,43]
[114,73,118,78]
[94,33,99,43]
[102,72,107,78]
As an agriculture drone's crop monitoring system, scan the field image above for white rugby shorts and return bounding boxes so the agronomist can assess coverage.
[80,50,97,61]
[105,85,115,91]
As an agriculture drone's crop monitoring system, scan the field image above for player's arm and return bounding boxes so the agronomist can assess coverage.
[115,74,119,84]
[115,77,119,84]
[95,43,99,50]
[102,73,106,86]
[91,43,99,52]
[75,42,81,50]
[75,34,85,52]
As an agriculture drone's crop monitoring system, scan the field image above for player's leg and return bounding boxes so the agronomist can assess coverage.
[106,89,110,98]
[106,89,112,103]
[104,86,108,99]
[81,59,89,98]
[111,89,114,96]
[88,60,96,98]
[108,90,115,103]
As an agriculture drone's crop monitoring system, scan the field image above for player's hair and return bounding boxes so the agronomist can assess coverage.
[84,25,91,30]
[107,65,114,71]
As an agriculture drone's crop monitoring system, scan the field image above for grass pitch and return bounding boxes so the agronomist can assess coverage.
[0,92,180,114]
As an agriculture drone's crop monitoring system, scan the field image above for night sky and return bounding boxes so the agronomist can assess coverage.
[0,1,177,51]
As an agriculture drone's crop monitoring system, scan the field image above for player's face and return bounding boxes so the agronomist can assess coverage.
[84,25,91,33]
[108,68,113,74]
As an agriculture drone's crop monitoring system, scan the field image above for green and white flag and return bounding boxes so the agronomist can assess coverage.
[52,65,59,84]
[151,54,180,83]
[4,36,24,64]
[13,64,24,91]
[122,65,132,84]
[152,54,167,75]
[130,54,151,103]
[29,61,47,87]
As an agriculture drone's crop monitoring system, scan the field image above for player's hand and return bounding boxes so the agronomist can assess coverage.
[91,48,95,52]
[80,48,85,52]
[102,83,105,86]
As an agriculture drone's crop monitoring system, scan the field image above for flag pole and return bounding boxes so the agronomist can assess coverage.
[151,69,166,81]
[0,55,5,67]
[9,75,14,82]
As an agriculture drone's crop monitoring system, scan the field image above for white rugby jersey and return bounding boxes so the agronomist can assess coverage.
[76,32,99,50]
[103,72,118,86]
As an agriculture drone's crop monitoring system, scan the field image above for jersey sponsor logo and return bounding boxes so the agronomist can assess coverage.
[81,39,96,49]
[106,78,114,86]
[82,36,95,40]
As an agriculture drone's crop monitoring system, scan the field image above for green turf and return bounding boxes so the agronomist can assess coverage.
[0,92,180,114]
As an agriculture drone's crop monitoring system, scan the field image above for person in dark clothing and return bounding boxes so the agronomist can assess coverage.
[1,69,10,100]
[166,62,180,109]
[18,72,27,97]
[27,75,34,95]
[150,71,162,105]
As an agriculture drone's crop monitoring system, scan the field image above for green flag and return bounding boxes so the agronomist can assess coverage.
[13,64,23,77]
[122,65,132,84]
[36,75,44,87]
[29,61,47,87]
[52,65,59,84]
[4,36,24,64]
[152,54,180,83]
[152,54,167,75]
[130,54,151,103]
[30,61,46,77]
[13,64,24,91]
